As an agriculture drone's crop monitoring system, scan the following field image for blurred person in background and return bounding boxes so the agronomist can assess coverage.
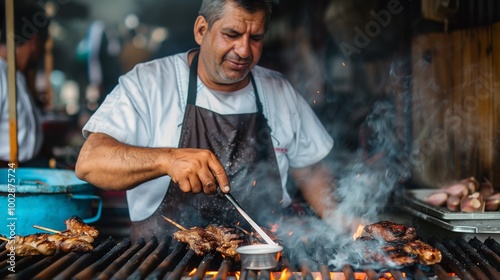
[0,1,50,166]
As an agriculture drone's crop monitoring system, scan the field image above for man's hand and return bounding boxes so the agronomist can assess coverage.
[166,148,230,194]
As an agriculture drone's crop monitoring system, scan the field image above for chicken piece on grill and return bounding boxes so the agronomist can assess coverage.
[65,216,99,238]
[363,221,417,242]
[173,226,217,255]
[13,234,57,256]
[8,230,95,256]
[402,239,442,265]
[8,243,43,256]
[59,237,94,253]
[45,233,95,250]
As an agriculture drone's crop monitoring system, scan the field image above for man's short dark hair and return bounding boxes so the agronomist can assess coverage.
[199,0,273,32]
[0,1,50,45]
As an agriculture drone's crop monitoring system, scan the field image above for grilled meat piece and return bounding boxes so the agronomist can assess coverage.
[354,236,418,267]
[174,224,267,259]
[359,221,441,266]
[14,235,57,256]
[402,239,442,265]
[65,216,99,238]
[363,221,417,242]
[173,226,218,255]
[8,243,43,256]
[205,224,245,259]
[9,230,95,256]
[59,238,94,253]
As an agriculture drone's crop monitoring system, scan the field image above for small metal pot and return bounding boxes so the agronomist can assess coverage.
[236,244,283,270]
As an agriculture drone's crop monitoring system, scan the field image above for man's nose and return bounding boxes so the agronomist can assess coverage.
[234,37,251,59]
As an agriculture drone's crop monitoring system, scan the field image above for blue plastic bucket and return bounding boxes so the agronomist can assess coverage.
[0,168,102,236]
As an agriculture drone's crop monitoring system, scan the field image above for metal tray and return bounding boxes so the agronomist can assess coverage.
[397,189,500,241]
[400,205,500,233]
[402,189,500,220]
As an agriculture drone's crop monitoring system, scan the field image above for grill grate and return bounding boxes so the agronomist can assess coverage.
[2,236,500,279]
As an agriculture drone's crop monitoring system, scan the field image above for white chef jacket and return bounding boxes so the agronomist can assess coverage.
[82,51,334,221]
[0,58,43,163]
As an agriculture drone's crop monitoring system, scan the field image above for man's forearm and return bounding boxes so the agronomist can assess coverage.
[75,133,171,191]
[291,162,337,218]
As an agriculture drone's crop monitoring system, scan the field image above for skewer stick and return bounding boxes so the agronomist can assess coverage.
[33,225,61,234]
[161,215,187,231]
[0,236,9,242]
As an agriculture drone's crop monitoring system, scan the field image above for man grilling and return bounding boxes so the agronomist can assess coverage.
[75,0,336,240]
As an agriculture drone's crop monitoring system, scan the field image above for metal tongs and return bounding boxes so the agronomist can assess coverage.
[221,191,277,246]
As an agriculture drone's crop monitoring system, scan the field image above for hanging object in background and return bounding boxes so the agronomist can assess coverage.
[421,0,460,31]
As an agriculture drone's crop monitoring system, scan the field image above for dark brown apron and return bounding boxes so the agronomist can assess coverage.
[131,53,283,241]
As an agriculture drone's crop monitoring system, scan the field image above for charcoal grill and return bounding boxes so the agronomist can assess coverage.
[2,233,500,280]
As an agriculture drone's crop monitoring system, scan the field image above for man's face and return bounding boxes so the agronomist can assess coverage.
[195,3,266,90]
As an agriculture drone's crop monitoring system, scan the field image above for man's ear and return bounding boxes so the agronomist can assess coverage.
[193,15,208,45]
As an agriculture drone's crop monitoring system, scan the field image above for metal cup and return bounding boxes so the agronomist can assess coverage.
[237,244,283,270]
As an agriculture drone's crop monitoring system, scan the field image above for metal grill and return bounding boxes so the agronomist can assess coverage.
[2,235,500,280]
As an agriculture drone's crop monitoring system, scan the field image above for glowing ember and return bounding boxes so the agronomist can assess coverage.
[352,224,365,240]
[187,268,197,276]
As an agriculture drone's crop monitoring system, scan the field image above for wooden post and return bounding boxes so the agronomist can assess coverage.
[5,0,18,166]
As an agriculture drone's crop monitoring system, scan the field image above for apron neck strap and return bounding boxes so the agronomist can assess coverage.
[187,52,199,106]
[187,51,263,113]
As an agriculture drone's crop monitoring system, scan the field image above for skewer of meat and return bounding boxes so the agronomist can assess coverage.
[1,235,44,256]
[33,225,95,243]
[3,234,58,256]
[162,216,279,260]
[163,216,246,259]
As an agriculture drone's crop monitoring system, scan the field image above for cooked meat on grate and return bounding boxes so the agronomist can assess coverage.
[205,224,245,259]
[45,232,95,245]
[7,226,96,256]
[65,216,99,238]
[12,234,58,256]
[59,237,95,253]
[8,243,45,256]
[402,239,442,265]
[354,236,418,267]
[174,224,279,259]
[173,226,218,256]
[363,221,417,242]
[357,221,442,267]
